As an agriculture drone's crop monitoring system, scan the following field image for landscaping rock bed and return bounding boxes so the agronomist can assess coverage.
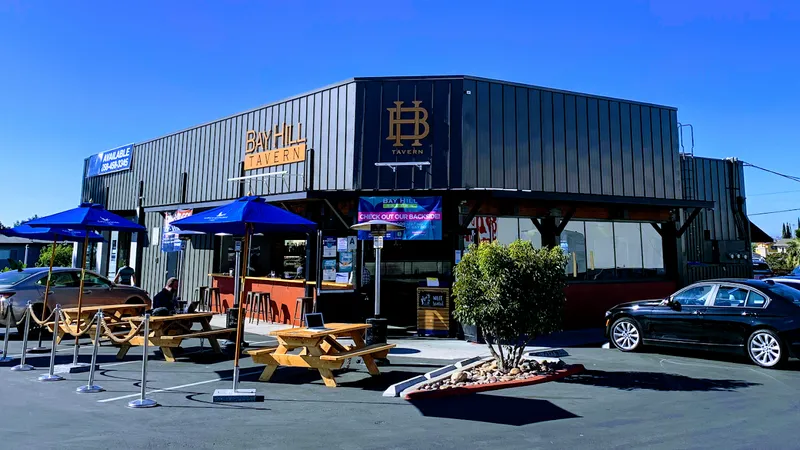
[403,360,584,400]
[416,358,567,391]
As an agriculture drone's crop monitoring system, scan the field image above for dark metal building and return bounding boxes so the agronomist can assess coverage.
[80,76,753,330]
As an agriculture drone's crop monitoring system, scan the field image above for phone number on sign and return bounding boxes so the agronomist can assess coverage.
[101,159,130,172]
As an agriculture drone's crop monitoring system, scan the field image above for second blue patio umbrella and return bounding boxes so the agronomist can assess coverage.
[27,203,145,368]
[0,225,104,353]
[172,195,316,398]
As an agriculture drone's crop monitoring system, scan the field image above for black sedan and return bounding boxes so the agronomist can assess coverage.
[604,279,800,368]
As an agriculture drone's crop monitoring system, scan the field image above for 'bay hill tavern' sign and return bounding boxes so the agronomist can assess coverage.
[244,123,306,170]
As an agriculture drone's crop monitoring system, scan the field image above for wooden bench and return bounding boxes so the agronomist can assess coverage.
[319,343,396,361]
[247,346,280,363]
[159,328,236,342]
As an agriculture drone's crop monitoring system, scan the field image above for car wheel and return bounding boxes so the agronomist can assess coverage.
[611,318,642,352]
[126,297,146,305]
[747,329,786,368]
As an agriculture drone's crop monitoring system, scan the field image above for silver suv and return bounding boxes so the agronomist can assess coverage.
[0,267,150,332]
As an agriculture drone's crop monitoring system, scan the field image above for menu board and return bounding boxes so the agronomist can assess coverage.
[320,235,358,290]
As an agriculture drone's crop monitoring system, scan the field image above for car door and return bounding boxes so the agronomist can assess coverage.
[80,272,116,307]
[701,285,753,347]
[43,271,82,310]
[645,284,715,343]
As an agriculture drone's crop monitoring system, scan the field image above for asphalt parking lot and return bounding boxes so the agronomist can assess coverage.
[1,331,798,450]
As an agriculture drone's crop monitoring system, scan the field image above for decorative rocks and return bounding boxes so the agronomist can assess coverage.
[414,358,570,392]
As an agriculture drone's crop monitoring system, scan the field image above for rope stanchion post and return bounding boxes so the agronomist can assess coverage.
[76,310,104,393]
[0,299,13,363]
[38,305,64,382]
[11,302,34,371]
[127,313,157,408]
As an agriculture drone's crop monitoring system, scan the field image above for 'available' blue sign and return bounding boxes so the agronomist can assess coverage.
[86,144,134,177]
[357,196,442,241]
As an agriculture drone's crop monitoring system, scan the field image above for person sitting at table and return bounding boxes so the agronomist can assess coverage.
[151,277,179,316]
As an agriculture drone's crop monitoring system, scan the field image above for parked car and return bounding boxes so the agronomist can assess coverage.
[752,260,774,280]
[766,277,800,291]
[790,267,800,277]
[0,267,150,332]
[604,279,800,368]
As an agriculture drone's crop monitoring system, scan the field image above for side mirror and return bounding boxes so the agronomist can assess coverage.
[667,300,681,311]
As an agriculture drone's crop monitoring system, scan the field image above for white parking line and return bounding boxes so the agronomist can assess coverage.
[97,367,264,403]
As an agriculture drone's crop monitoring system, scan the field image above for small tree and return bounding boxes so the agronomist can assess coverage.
[453,240,568,372]
[766,252,792,273]
[36,244,73,268]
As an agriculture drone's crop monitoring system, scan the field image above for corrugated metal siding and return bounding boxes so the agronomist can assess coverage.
[459,78,682,198]
[138,211,215,302]
[687,264,752,285]
[354,79,463,190]
[681,156,748,263]
[81,82,357,210]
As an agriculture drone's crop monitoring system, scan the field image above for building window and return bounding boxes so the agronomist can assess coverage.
[585,221,616,280]
[614,222,643,278]
[519,219,542,249]
[642,223,665,276]
[561,221,587,278]
[494,217,520,245]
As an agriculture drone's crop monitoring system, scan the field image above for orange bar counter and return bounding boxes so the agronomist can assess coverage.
[209,274,352,325]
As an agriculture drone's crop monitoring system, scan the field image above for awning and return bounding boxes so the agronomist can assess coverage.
[489,190,715,209]
[749,221,773,243]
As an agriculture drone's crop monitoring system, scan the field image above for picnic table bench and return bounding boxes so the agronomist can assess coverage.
[115,312,234,362]
[248,323,395,388]
[47,303,146,344]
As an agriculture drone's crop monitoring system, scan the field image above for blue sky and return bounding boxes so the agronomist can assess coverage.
[1,0,798,236]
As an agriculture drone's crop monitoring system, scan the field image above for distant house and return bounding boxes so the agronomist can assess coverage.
[0,235,49,270]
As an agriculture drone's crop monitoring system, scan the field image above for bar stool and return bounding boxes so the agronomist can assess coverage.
[252,292,271,325]
[245,291,257,324]
[206,287,222,313]
[292,296,313,328]
[195,286,208,311]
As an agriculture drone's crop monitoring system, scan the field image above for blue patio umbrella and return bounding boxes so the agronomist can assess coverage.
[27,203,145,367]
[172,196,317,397]
[0,224,105,243]
[1,225,106,352]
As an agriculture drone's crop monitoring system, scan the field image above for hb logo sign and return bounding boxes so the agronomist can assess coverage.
[387,101,430,147]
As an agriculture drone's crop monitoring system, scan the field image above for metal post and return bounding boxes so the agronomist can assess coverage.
[39,305,64,382]
[374,243,382,317]
[128,314,157,408]
[11,302,34,371]
[0,300,13,363]
[77,310,103,393]
[72,233,90,368]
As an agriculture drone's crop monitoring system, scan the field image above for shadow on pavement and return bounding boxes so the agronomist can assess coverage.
[214,366,426,392]
[389,347,421,355]
[409,394,580,426]
[558,369,761,391]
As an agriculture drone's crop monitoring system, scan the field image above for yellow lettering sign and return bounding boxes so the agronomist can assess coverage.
[387,101,429,147]
[244,122,306,171]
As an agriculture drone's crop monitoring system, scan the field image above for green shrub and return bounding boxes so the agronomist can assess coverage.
[453,240,568,372]
[36,244,73,268]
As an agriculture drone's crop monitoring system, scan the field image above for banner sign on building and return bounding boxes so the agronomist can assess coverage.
[86,144,134,177]
[161,209,193,253]
[357,197,442,241]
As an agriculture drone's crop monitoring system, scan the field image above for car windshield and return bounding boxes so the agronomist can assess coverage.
[0,271,34,285]
[766,283,800,306]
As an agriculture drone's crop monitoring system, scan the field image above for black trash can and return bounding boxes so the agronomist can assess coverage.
[226,307,248,346]
[365,317,389,365]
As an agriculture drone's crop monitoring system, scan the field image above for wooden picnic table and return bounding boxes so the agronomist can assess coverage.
[115,312,234,362]
[48,303,147,345]
[248,323,396,388]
